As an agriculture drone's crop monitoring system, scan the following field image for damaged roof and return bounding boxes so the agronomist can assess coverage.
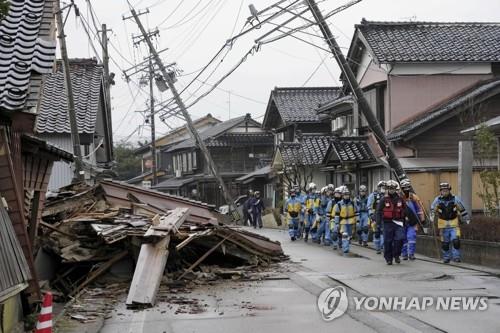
[263,87,341,127]
[36,59,104,134]
[357,20,500,63]
[0,0,57,111]
[388,78,500,141]
[277,135,330,166]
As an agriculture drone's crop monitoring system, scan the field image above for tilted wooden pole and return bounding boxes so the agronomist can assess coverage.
[306,0,407,181]
[128,8,237,216]
[55,0,84,181]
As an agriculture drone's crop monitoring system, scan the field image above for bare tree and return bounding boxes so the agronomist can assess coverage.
[281,161,314,192]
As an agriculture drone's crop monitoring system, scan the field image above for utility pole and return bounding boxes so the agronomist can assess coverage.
[100,23,114,162]
[306,0,407,181]
[55,0,84,181]
[149,56,158,186]
[126,8,238,218]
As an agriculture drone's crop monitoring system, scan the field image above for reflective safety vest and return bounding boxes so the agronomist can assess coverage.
[316,196,328,216]
[436,196,459,228]
[334,201,357,225]
[305,195,315,212]
[382,196,405,221]
[287,198,302,219]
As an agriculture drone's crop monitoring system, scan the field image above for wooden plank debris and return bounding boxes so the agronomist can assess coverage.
[144,208,189,239]
[126,207,189,308]
[177,234,232,280]
[70,250,128,296]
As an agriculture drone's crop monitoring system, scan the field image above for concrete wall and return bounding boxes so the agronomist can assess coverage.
[417,235,500,269]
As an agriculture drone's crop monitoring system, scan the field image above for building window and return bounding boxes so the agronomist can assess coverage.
[187,152,192,171]
[83,144,90,157]
[192,151,197,169]
[182,153,187,172]
[173,155,177,172]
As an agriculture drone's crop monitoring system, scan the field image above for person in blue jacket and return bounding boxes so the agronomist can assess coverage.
[430,182,470,263]
[285,188,302,241]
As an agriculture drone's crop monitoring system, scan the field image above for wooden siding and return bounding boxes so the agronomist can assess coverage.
[408,95,500,158]
[0,205,30,302]
[0,127,41,301]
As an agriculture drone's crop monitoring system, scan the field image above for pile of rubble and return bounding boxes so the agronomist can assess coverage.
[39,180,285,310]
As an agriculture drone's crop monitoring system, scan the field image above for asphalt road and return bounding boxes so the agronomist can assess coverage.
[100,227,500,333]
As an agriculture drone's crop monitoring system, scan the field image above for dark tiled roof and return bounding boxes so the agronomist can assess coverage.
[0,0,57,111]
[135,114,221,154]
[279,135,330,166]
[36,59,104,134]
[152,176,197,190]
[331,138,374,163]
[270,87,341,123]
[388,78,500,141]
[206,133,273,147]
[358,20,500,63]
[167,114,262,152]
[235,165,272,182]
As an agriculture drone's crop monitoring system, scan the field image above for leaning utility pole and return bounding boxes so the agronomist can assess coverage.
[149,56,158,186]
[126,8,237,216]
[100,23,114,162]
[55,0,84,181]
[306,0,406,181]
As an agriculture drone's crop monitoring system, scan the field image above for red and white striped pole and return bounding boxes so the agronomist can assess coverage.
[35,292,53,333]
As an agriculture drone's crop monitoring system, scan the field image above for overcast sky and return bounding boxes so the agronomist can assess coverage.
[64,0,500,144]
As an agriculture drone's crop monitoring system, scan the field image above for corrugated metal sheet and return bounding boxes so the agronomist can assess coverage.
[38,134,72,190]
[0,204,30,302]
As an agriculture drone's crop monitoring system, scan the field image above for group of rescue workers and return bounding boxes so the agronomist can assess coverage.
[284,180,470,265]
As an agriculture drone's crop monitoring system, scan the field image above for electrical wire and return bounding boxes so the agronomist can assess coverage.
[157,0,204,30]
[302,53,329,86]
[154,1,183,28]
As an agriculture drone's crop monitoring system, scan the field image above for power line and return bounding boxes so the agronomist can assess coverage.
[302,53,329,86]
[157,0,205,30]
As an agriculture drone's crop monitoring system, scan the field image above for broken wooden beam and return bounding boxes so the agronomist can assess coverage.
[144,207,189,239]
[126,207,189,308]
[70,250,128,296]
[177,234,232,280]
[40,221,77,239]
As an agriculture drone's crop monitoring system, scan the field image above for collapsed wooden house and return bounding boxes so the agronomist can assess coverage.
[39,180,285,308]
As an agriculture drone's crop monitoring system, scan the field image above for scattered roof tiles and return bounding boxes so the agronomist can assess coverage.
[0,0,56,111]
[36,59,104,134]
[279,135,330,166]
[357,20,500,63]
[388,78,500,141]
[268,87,341,124]
[330,138,374,163]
